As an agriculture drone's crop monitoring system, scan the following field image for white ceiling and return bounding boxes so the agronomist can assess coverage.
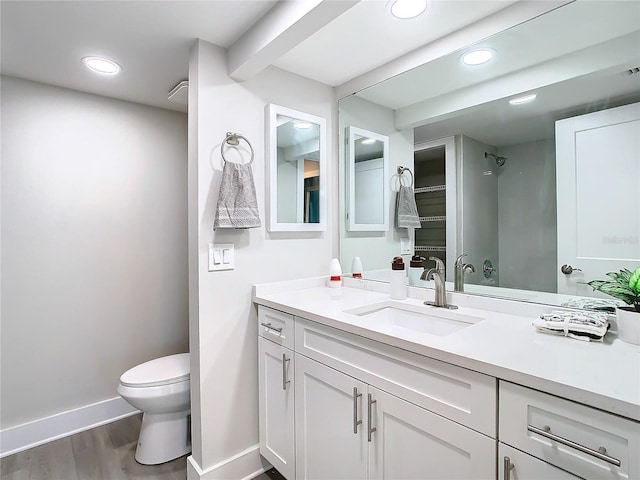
[273,0,517,86]
[1,0,520,113]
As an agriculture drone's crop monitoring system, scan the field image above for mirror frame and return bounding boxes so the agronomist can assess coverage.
[346,126,390,232]
[266,103,327,232]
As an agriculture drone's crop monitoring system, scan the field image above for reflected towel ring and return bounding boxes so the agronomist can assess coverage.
[221,132,254,164]
[397,166,414,187]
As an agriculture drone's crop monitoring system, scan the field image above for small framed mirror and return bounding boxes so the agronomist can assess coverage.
[266,104,326,232]
[346,126,389,231]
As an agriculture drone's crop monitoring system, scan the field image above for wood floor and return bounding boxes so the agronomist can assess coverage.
[0,414,284,480]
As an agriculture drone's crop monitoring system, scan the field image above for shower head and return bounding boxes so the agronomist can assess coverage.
[485,152,507,167]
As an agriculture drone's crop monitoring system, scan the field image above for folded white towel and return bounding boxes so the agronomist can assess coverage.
[214,161,261,229]
[533,310,609,342]
[395,185,421,229]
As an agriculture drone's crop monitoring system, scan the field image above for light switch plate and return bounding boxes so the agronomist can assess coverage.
[208,243,234,271]
[400,237,412,255]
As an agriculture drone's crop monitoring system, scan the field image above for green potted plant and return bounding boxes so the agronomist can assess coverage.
[587,267,640,345]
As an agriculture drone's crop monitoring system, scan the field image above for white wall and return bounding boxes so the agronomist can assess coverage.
[339,95,414,273]
[497,139,557,292]
[460,136,499,286]
[1,77,189,431]
[187,40,336,479]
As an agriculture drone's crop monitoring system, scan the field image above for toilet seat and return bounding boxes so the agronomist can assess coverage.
[120,353,189,388]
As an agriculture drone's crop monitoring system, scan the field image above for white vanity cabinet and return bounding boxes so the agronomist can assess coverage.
[258,306,497,480]
[295,353,495,480]
[258,309,296,480]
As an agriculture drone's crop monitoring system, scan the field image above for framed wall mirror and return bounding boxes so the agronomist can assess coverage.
[346,126,389,231]
[266,104,326,232]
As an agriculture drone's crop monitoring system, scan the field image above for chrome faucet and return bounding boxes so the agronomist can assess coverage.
[420,257,457,309]
[454,254,475,292]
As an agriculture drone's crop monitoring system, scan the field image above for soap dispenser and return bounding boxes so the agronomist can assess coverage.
[408,255,425,286]
[390,256,407,300]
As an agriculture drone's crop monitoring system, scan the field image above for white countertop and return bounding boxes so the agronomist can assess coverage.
[253,277,640,422]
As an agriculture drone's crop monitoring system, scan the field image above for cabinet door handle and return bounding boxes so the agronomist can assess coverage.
[527,424,621,467]
[282,354,290,390]
[503,456,513,480]
[261,322,283,334]
[353,387,362,434]
[367,393,377,442]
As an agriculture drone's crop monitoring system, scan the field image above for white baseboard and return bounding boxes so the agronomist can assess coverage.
[0,396,138,458]
[187,444,271,480]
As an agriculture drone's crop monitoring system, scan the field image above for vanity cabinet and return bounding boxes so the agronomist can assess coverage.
[258,309,296,480]
[295,352,495,480]
[258,306,497,480]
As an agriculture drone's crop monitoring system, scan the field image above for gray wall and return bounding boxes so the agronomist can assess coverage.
[497,139,557,292]
[460,135,499,286]
[1,76,189,429]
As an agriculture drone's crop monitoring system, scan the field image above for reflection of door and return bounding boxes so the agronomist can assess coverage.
[556,102,640,295]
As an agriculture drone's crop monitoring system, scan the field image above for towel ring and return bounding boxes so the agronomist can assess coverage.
[397,166,414,187]
[221,132,254,165]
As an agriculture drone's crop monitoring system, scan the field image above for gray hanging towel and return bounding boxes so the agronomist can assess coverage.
[395,185,421,229]
[214,161,261,229]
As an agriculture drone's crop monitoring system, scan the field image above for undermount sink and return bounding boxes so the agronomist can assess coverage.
[344,301,484,337]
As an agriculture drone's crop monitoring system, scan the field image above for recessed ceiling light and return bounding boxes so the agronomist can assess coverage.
[461,48,495,66]
[82,56,121,75]
[389,0,428,19]
[509,94,537,105]
[294,121,312,129]
[361,138,377,145]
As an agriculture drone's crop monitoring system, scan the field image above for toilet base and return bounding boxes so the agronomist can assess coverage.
[135,410,191,465]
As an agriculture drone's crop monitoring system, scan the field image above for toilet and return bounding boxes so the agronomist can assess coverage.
[117,353,191,465]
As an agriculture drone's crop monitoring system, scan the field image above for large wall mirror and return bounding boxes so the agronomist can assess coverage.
[346,126,389,231]
[267,104,326,232]
[338,0,640,309]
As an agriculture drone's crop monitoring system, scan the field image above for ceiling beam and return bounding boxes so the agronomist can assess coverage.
[228,0,360,82]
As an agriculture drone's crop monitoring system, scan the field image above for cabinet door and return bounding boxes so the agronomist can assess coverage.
[259,337,295,480]
[369,387,495,480]
[500,443,582,479]
[295,354,368,480]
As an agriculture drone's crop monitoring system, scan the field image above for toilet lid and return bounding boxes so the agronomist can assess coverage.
[120,353,190,387]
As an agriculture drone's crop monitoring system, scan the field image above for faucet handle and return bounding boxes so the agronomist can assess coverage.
[428,256,445,272]
[455,253,468,266]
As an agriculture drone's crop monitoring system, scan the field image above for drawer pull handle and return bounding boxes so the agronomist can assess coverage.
[527,424,621,467]
[353,387,362,434]
[367,394,377,442]
[503,456,514,480]
[261,322,283,334]
[281,354,290,390]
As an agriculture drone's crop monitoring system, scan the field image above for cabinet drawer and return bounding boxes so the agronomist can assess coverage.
[500,381,639,479]
[258,306,294,349]
[499,443,581,479]
[295,317,496,437]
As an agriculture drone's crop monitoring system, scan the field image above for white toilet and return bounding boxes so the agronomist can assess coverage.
[117,353,191,465]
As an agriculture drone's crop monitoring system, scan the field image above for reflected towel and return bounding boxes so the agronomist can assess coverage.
[395,185,421,229]
[214,161,261,229]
